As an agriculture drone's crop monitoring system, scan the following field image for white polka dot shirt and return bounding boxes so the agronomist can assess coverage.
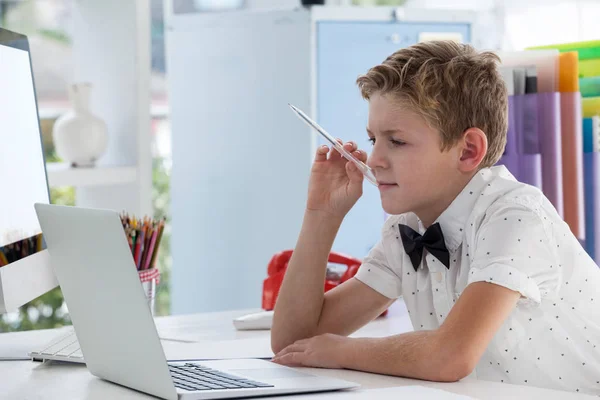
[355,166,600,396]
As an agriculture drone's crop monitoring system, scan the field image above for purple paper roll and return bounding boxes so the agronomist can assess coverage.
[522,95,540,155]
[519,154,543,189]
[537,92,564,217]
[511,94,542,190]
[497,154,519,180]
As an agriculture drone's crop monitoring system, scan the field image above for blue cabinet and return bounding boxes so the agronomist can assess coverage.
[316,21,471,258]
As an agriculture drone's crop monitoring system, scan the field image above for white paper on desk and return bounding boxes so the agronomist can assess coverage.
[285,386,477,399]
[162,337,274,361]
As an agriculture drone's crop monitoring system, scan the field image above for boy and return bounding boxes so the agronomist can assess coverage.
[270,41,600,395]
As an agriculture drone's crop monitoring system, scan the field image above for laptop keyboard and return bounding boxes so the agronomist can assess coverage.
[168,362,274,392]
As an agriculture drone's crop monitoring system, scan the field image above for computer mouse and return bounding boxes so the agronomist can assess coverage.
[233,310,274,330]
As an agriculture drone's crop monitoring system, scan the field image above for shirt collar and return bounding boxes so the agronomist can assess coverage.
[432,167,499,253]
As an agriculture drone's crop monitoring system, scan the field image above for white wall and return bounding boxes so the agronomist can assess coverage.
[246,0,300,8]
[167,9,312,314]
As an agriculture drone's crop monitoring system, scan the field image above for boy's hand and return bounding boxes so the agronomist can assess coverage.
[306,141,367,219]
[271,333,351,369]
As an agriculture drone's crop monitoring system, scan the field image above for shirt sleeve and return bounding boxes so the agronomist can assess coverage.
[354,237,402,299]
[467,198,561,307]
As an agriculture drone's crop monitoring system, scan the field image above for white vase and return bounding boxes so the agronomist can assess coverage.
[52,83,108,167]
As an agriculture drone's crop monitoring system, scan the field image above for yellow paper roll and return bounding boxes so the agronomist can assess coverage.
[559,52,579,92]
[580,59,600,78]
[583,96,600,117]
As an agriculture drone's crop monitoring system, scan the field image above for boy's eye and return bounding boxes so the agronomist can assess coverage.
[368,137,406,146]
[390,138,406,146]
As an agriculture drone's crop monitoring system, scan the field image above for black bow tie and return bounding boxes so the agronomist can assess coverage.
[399,223,450,271]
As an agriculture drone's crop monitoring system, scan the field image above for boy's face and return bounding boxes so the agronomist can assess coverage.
[366,93,463,221]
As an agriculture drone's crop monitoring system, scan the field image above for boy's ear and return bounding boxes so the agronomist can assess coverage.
[458,127,487,172]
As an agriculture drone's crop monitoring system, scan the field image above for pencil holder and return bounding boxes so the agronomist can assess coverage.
[139,268,160,316]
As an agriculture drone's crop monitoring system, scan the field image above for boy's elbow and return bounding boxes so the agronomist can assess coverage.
[270,330,293,355]
[436,353,479,382]
[270,331,284,355]
[436,357,476,382]
[271,338,284,355]
[431,338,478,382]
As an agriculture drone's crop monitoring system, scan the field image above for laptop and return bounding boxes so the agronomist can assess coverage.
[34,203,359,400]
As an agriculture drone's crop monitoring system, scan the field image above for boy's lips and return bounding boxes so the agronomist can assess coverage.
[377,182,398,190]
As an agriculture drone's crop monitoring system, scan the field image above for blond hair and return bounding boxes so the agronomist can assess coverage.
[356,40,507,168]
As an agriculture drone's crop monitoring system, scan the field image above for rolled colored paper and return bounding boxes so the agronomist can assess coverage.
[537,92,564,217]
[520,94,542,189]
[520,154,543,190]
[558,52,583,237]
[579,59,600,79]
[499,67,515,96]
[582,117,600,153]
[513,67,526,95]
[498,50,559,93]
[561,92,585,240]
[558,52,579,92]
[594,116,600,152]
[583,152,600,263]
[527,40,600,61]
[521,94,540,154]
[497,154,520,182]
[525,66,538,94]
[583,97,600,118]
[510,94,542,189]
[583,118,594,153]
[580,77,600,98]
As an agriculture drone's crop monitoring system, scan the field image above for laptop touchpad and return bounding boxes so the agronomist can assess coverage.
[231,368,314,380]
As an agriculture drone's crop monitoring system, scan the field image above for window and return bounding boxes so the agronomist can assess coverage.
[150,0,172,316]
[0,0,174,329]
[503,0,600,50]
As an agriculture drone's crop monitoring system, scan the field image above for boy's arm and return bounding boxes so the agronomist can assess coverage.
[271,210,394,354]
[273,281,520,382]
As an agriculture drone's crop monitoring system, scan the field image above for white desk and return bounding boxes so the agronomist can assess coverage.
[0,301,595,400]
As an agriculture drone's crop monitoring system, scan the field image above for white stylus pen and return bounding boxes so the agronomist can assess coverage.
[288,104,378,187]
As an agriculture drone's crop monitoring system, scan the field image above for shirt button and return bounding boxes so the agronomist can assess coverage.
[435,272,443,283]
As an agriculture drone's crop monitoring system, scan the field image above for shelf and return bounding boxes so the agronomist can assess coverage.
[38,104,169,120]
[46,163,138,187]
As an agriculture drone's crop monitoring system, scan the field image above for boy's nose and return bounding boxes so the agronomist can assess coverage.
[367,145,387,170]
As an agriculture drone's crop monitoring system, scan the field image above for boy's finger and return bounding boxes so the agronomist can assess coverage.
[272,352,304,367]
[328,138,345,161]
[275,343,307,358]
[346,159,364,187]
[330,140,356,162]
[352,149,368,163]
[315,145,329,162]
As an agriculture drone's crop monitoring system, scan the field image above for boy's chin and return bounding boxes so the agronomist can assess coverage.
[381,202,411,216]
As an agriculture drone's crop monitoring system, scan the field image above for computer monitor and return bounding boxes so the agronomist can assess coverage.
[0,27,57,315]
